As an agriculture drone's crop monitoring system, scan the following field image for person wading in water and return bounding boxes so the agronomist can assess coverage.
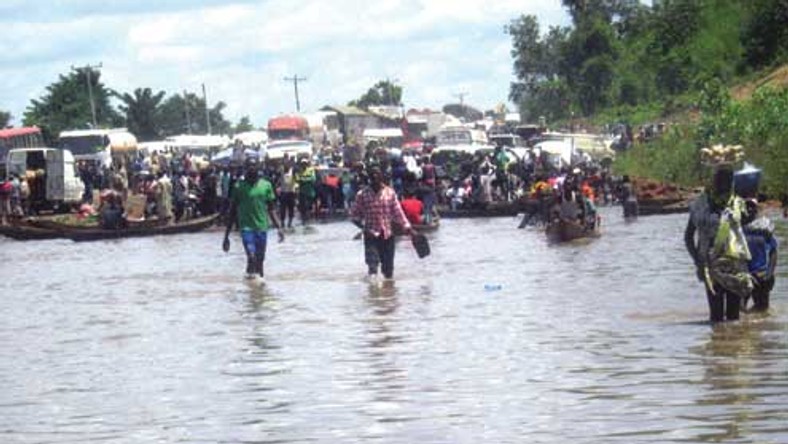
[351,166,412,281]
[223,159,285,280]
[685,167,752,323]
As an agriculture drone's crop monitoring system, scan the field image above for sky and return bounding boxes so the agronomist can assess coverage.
[0,0,570,129]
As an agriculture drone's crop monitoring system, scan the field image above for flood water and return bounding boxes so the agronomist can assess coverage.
[1,207,787,443]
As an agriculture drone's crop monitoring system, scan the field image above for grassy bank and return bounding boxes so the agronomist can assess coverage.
[611,69,788,197]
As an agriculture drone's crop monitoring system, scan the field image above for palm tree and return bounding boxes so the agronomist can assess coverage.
[116,88,166,141]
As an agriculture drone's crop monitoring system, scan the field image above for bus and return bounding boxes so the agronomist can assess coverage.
[58,128,138,168]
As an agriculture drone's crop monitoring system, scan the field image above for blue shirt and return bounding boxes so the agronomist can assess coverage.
[744,219,778,276]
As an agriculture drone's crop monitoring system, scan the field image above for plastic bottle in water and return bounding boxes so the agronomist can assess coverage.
[484,283,503,291]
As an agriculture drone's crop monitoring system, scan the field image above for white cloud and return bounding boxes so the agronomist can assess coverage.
[1,0,569,128]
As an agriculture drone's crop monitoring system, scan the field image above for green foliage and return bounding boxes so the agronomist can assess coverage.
[23,69,122,141]
[742,0,788,69]
[0,110,11,128]
[615,86,788,196]
[157,92,231,137]
[508,0,788,125]
[234,116,255,133]
[613,125,701,186]
[348,80,403,109]
[116,87,166,142]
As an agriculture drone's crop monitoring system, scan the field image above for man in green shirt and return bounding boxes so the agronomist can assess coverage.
[223,159,285,279]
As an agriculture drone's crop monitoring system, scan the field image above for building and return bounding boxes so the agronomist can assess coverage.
[320,105,402,145]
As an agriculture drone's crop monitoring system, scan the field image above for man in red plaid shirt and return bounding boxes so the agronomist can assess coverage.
[351,166,412,279]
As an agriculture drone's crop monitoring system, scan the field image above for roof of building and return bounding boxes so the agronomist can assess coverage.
[320,105,369,116]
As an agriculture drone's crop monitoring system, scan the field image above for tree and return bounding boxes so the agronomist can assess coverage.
[348,80,403,109]
[506,15,570,119]
[561,16,618,115]
[0,110,11,128]
[743,0,788,69]
[116,87,166,142]
[157,92,232,137]
[23,68,122,141]
[234,116,255,133]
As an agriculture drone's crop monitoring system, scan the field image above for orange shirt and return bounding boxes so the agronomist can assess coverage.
[581,182,595,201]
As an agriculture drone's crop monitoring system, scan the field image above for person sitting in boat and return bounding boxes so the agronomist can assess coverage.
[100,191,125,230]
[445,178,468,211]
[400,190,424,226]
[557,187,579,222]
[576,189,598,229]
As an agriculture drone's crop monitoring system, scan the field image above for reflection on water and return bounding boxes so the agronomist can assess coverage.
[1,207,787,443]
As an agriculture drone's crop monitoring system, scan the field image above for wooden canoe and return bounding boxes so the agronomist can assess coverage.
[0,223,65,241]
[545,219,600,243]
[66,213,220,242]
[3,214,219,242]
[437,200,530,219]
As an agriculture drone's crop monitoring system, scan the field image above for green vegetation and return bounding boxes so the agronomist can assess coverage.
[348,80,403,109]
[20,68,234,143]
[508,0,788,195]
[0,110,12,128]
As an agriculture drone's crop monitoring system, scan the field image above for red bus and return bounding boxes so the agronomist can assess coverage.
[1,127,44,176]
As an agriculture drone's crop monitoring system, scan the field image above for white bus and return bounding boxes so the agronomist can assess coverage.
[58,128,138,168]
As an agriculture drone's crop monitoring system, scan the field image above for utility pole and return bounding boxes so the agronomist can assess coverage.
[283,75,307,112]
[183,90,192,135]
[202,83,211,135]
[453,92,469,121]
[71,63,102,128]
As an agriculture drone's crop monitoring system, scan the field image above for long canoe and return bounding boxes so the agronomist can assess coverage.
[637,201,690,216]
[0,223,66,241]
[437,200,531,219]
[2,214,219,242]
[67,213,220,242]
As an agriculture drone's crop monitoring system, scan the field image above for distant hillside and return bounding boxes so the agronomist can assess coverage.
[731,64,788,101]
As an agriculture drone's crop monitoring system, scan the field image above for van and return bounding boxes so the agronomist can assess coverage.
[6,148,85,211]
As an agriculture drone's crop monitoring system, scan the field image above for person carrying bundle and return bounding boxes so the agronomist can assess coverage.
[685,164,752,323]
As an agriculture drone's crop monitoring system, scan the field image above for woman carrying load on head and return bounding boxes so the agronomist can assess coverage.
[685,166,752,323]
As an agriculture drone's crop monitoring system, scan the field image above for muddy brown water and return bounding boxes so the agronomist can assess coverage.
[1,207,786,443]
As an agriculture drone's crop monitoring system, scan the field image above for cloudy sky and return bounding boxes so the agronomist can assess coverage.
[1,0,569,128]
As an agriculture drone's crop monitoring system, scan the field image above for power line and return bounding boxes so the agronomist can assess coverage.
[71,63,103,128]
[283,75,307,112]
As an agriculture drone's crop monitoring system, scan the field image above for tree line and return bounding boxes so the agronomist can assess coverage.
[507,0,788,123]
[4,69,246,144]
[1,69,409,146]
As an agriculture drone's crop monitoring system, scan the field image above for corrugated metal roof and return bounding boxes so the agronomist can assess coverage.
[321,105,369,116]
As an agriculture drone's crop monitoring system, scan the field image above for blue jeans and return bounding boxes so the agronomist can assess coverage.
[241,230,268,275]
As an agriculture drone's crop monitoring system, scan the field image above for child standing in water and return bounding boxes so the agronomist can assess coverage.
[742,199,778,312]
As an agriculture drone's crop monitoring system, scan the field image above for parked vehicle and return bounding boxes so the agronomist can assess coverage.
[58,128,138,168]
[431,126,494,177]
[5,147,84,212]
[0,127,44,178]
[266,115,313,161]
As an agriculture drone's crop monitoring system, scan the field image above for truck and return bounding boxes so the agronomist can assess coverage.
[5,147,85,211]
[265,115,313,161]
